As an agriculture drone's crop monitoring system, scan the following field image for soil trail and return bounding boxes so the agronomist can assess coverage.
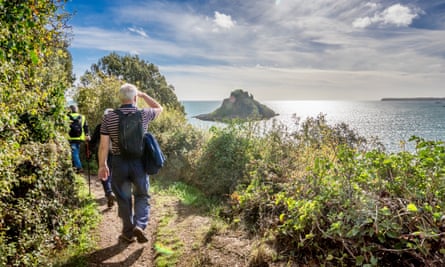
[85,176,158,267]
[83,175,253,267]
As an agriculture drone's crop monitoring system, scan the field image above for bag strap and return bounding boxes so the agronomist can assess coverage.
[114,109,141,118]
[69,113,82,121]
[114,109,123,118]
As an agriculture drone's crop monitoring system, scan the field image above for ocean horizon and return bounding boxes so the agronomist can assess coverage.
[182,100,445,153]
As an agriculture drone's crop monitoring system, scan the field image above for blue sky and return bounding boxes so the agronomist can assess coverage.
[66,0,445,100]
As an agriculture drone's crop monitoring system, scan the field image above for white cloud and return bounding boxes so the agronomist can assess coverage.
[353,4,419,28]
[381,4,418,26]
[69,0,445,100]
[128,27,148,37]
[352,16,373,28]
[71,27,184,56]
[213,11,235,29]
[365,2,378,9]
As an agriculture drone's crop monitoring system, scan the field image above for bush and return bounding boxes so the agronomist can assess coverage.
[192,122,256,197]
[234,116,445,266]
[0,1,88,266]
[149,108,206,184]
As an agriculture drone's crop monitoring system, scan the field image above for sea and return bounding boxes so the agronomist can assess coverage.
[182,100,445,153]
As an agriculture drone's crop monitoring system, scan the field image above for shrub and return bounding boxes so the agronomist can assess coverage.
[193,122,256,197]
[234,116,445,266]
[0,1,87,266]
[149,108,206,184]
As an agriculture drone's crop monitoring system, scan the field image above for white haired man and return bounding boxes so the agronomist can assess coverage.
[98,83,163,243]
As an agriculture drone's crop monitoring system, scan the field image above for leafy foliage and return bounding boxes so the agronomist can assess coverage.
[75,75,122,129]
[149,108,206,184]
[79,52,184,113]
[74,53,187,143]
[192,122,257,197]
[230,116,445,266]
[0,1,90,266]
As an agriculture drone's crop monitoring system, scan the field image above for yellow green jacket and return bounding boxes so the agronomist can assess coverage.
[67,112,89,142]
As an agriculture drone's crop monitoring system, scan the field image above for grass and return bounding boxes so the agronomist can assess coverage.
[52,174,101,267]
[151,180,222,267]
[152,193,182,267]
[152,180,219,213]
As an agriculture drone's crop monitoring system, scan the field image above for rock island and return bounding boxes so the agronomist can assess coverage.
[194,89,278,122]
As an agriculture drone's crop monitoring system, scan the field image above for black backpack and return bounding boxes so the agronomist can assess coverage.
[115,109,144,159]
[69,114,83,138]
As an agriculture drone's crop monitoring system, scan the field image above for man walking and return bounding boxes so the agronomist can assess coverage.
[98,83,163,243]
[68,105,90,173]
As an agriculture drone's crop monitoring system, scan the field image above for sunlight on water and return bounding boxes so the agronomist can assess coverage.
[182,100,445,153]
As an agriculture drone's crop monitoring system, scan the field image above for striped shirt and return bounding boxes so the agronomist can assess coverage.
[100,105,156,156]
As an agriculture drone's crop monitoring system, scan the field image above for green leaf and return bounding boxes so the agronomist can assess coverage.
[370,256,378,265]
[407,203,418,212]
[279,213,285,222]
[356,255,364,266]
[154,243,174,255]
[30,50,39,65]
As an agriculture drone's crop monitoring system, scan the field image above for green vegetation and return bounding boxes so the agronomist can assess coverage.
[77,52,184,120]
[0,1,95,266]
[151,181,215,267]
[52,176,100,267]
[1,1,444,266]
[151,112,445,266]
[231,121,445,266]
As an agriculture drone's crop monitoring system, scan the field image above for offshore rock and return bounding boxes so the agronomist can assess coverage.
[194,89,278,122]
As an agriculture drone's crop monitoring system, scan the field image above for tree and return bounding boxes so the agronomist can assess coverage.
[76,75,122,129]
[80,52,184,113]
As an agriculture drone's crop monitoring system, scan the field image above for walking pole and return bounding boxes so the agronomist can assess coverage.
[86,141,91,195]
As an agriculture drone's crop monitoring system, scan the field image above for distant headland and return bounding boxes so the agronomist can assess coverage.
[194,89,278,122]
[381,97,445,101]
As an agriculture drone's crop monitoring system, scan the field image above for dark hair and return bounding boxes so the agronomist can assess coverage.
[69,105,78,113]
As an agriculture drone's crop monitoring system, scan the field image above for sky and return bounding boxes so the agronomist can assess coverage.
[65,0,445,101]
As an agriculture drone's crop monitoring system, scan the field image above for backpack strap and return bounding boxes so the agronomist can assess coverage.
[69,113,78,120]
[114,109,142,120]
[114,109,123,119]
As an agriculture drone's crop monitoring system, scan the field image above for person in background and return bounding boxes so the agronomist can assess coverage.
[68,105,90,173]
[90,108,115,208]
[98,83,163,244]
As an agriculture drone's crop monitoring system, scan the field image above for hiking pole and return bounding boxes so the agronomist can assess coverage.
[86,141,91,195]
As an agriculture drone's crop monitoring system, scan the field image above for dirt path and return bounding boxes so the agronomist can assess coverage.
[85,177,157,267]
[83,175,255,267]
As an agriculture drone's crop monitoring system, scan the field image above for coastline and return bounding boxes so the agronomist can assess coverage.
[381,97,445,101]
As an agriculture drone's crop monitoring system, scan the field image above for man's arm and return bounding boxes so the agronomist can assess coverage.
[97,134,110,181]
[137,91,163,117]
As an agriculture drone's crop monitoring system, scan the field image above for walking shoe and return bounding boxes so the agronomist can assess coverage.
[106,193,116,208]
[118,234,136,244]
[133,226,149,243]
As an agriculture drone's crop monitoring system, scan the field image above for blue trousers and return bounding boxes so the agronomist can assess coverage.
[70,142,82,170]
[101,178,112,196]
[111,155,150,238]
[101,154,113,196]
